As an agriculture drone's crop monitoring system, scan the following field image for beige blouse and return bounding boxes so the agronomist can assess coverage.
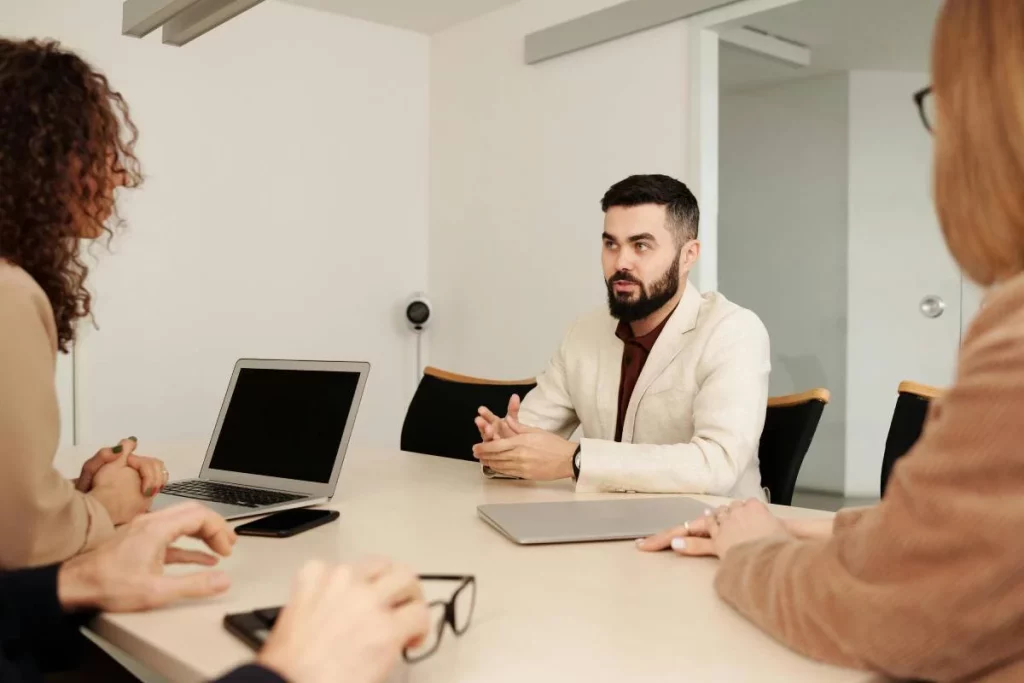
[715,272,1024,682]
[0,261,113,568]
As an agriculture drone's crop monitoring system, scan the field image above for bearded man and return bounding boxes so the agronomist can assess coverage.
[474,174,771,499]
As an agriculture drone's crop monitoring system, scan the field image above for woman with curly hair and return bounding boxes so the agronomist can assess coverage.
[0,38,169,568]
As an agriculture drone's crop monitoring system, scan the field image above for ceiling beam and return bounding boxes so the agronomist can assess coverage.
[524,0,737,65]
[123,0,266,46]
[162,0,266,46]
[122,0,206,38]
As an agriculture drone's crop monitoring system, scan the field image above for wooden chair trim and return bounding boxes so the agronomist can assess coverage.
[424,366,536,387]
[767,388,831,408]
[898,381,944,400]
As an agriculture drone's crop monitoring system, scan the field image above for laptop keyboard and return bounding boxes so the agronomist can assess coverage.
[163,480,305,508]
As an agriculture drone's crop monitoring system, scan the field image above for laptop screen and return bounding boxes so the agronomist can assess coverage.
[208,367,360,483]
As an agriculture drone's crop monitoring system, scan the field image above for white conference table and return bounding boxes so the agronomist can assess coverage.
[55,443,880,683]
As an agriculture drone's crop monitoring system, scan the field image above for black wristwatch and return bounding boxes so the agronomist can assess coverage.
[571,444,582,481]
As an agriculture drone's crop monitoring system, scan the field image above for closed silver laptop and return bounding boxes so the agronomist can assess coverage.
[151,359,369,520]
[477,496,709,545]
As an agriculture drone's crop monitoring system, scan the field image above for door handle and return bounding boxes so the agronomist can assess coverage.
[920,295,946,319]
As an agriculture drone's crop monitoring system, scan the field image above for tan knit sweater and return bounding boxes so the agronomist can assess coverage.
[715,273,1024,682]
[0,261,114,568]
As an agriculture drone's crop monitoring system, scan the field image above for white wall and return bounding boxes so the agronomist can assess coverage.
[429,0,692,379]
[845,70,961,496]
[1,0,429,453]
[719,71,850,493]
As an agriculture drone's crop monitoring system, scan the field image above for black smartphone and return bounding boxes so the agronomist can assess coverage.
[235,508,339,538]
[224,608,280,650]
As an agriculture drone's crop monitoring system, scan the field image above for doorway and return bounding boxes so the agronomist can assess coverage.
[688,0,963,498]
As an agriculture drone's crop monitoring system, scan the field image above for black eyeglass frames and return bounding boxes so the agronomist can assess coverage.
[914,86,934,133]
[403,574,477,663]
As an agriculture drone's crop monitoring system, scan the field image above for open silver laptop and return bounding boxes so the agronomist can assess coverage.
[151,359,369,520]
[477,497,709,545]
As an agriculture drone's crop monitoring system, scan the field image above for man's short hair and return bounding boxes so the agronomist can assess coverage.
[601,174,700,243]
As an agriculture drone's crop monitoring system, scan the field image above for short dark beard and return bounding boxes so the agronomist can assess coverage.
[605,251,682,323]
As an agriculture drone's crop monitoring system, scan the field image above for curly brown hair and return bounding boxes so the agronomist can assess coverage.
[0,38,142,352]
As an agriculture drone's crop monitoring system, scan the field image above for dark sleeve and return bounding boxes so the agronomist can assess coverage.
[0,565,91,642]
[0,565,92,678]
[214,664,288,683]
[0,656,30,683]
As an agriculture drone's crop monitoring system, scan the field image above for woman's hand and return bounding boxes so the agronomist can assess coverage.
[89,466,153,525]
[76,437,169,497]
[127,452,170,497]
[76,438,136,492]
[636,499,790,559]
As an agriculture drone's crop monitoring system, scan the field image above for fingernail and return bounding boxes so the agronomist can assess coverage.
[671,538,687,551]
[209,572,231,591]
[112,445,123,454]
[684,521,690,532]
[144,488,154,497]
[635,538,645,547]
[704,509,713,517]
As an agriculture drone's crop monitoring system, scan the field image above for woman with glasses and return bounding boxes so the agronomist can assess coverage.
[639,0,1024,680]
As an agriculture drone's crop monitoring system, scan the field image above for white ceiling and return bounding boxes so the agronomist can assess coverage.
[719,0,944,92]
[277,0,523,34]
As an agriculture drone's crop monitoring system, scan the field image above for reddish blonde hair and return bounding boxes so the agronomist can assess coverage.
[933,0,1024,286]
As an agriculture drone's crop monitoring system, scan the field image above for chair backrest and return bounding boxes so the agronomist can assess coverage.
[880,381,942,496]
[758,389,830,506]
[400,367,537,462]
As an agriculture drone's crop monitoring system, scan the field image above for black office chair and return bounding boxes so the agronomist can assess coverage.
[758,388,830,506]
[880,381,942,496]
[401,367,537,462]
